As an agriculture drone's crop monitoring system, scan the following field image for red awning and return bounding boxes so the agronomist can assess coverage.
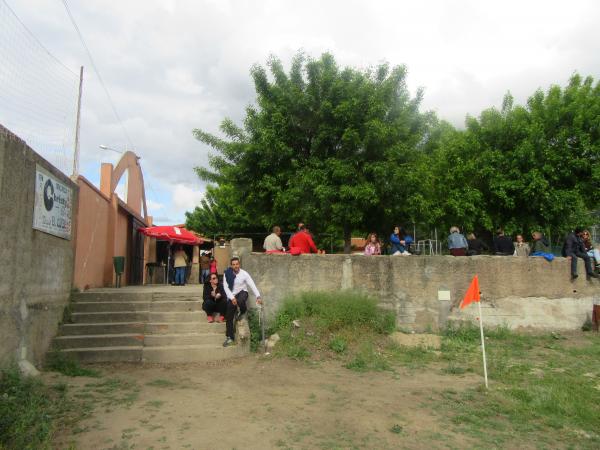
[139,226,203,245]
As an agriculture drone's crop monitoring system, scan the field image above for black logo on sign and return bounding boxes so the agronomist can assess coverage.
[44,179,54,211]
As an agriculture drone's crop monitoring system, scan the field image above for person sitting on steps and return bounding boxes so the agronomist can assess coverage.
[202,273,227,323]
[222,257,262,347]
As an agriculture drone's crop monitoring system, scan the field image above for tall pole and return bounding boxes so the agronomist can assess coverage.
[478,300,489,389]
[72,66,84,179]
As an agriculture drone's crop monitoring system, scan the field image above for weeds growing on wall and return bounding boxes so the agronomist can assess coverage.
[0,368,69,449]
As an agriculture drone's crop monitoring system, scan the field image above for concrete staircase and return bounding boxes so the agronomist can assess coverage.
[51,287,249,363]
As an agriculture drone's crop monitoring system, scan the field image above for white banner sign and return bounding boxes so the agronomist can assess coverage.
[33,165,73,240]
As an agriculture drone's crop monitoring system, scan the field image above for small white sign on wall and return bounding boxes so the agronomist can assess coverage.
[438,290,451,301]
[32,164,73,240]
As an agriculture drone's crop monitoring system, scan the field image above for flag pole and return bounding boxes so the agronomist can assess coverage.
[477,300,489,389]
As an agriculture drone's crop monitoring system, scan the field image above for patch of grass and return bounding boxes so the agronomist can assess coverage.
[390,424,403,434]
[84,378,140,407]
[385,343,438,369]
[45,352,101,377]
[146,379,176,388]
[0,367,71,449]
[144,400,165,409]
[345,343,390,372]
[274,291,396,334]
[328,336,347,353]
[270,291,397,371]
[434,330,600,448]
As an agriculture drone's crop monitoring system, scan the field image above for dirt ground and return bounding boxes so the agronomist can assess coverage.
[47,356,481,450]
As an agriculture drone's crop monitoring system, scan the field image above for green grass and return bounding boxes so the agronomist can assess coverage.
[269,291,396,366]
[433,324,600,448]
[0,367,71,449]
[45,352,101,377]
[146,379,177,388]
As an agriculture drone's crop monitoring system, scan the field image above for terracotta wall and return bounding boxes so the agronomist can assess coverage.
[73,178,111,290]
[115,208,130,285]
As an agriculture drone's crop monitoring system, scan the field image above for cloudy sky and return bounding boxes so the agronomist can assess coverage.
[2,0,600,224]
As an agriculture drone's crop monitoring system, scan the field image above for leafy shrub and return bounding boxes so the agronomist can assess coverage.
[274,291,396,334]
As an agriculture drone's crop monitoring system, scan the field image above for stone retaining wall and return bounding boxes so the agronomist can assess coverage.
[242,253,599,331]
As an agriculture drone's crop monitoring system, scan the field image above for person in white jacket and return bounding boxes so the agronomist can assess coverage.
[222,257,262,347]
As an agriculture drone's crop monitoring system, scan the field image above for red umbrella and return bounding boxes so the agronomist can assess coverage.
[139,226,203,245]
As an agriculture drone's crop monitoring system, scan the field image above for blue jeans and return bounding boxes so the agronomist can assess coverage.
[175,267,186,285]
[200,268,210,284]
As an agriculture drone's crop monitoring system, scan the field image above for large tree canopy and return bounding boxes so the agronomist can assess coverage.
[187,52,600,251]
[187,53,434,251]
[426,74,600,239]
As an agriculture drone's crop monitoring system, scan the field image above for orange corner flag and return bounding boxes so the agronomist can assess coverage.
[460,275,480,309]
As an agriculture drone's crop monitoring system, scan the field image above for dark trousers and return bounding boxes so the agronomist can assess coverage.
[569,251,593,276]
[203,299,226,316]
[450,248,466,256]
[225,290,248,340]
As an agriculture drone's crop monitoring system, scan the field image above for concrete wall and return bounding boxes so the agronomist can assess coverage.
[243,253,600,331]
[73,178,111,289]
[0,125,78,367]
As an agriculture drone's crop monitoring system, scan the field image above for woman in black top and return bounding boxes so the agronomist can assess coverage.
[203,274,227,323]
[467,233,489,255]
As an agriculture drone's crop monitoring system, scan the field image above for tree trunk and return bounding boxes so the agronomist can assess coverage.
[343,224,352,254]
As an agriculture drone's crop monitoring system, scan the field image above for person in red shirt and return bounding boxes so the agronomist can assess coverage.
[288,224,318,254]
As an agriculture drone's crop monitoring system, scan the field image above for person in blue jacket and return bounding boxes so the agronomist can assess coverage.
[390,226,412,255]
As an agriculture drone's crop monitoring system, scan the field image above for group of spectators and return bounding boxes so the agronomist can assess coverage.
[262,223,323,254]
[361,225,600,280]
[446,226,600,280]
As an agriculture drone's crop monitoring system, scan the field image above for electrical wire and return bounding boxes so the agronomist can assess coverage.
[59,0,134,151]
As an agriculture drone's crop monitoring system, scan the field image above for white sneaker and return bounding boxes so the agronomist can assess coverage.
[401,251,411,256]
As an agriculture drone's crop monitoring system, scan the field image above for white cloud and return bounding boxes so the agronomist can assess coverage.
[172,183,204,211]
[146,198,164,211]
[4,0,600,224]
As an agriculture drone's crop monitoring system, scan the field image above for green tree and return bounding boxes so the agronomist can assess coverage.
[187,53,434,252]
[430,74,600,240]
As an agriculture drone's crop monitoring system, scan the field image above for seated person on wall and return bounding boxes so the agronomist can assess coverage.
[390,226,412,255]
[203,273,227,323]
[288,224,318,254]
[493,228,515,256]
[530,231,551,255]
[448,226,468,256]
[513,234,530,256]
[364,233,382,255]
[263,225,284,252]
[582,229,600,271]
[467,232,488,255]
[563,227,599,280]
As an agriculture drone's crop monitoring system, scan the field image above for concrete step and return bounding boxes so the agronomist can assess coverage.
[71,301,203,313]
[72,292,151,303]
[145,321,225,334]
[142,343,248,363]
[55,346,143,363]
[144,333,223,347]
[59,322,145,335]
[73,291,201,303]
[148,311,205,322]
[53,334,144,349]
[71,311,149,323]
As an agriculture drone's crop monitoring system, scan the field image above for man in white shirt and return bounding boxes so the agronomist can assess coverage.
[263,226,284,252]
[222,257,262,347]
